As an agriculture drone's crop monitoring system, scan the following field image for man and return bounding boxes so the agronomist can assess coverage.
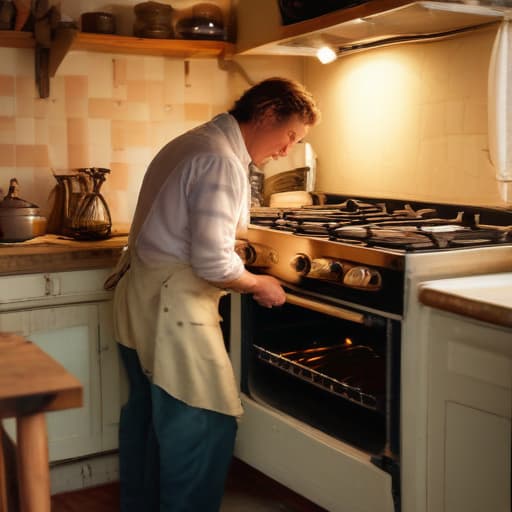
[110,77,320,511]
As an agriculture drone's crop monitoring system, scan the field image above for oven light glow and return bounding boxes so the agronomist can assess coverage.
[316,46,337,64]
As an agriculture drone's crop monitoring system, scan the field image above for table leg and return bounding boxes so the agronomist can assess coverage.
[16,413,50,512]
[0,427,7,512]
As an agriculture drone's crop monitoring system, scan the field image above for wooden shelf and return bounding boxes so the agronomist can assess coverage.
[0,30,234,58]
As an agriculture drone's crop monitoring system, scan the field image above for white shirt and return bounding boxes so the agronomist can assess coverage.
[133,113,251,282]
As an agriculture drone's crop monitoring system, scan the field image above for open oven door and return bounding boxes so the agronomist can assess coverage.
[229,293,398,512]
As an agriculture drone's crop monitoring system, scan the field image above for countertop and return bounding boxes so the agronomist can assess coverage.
[418,273,512,328]
[0,234,128,276]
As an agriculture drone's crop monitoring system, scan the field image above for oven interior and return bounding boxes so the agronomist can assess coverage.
[241,295,401,458]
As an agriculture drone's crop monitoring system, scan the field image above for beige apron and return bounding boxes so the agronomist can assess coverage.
[112,249,243,417]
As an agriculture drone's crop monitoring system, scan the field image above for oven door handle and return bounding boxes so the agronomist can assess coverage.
[285,293,365,324]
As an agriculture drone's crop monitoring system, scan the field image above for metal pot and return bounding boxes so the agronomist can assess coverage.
[0,178,47,243]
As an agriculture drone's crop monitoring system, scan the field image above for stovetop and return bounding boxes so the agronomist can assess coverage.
[250,196,512,252]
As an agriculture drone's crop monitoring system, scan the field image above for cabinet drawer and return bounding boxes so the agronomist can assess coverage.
[0,269,112,310]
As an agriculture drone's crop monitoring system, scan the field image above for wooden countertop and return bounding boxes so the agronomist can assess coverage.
[0,234,128,275]
[419,273,512,328]
[0,332,82,418]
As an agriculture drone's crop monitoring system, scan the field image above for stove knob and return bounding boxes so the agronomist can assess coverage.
[343,266,382,290]
[236,241,278,267]
[290,253,311,275]
[309,258,344,281]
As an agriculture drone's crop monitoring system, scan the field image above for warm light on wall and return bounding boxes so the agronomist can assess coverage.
[316,46,337,64]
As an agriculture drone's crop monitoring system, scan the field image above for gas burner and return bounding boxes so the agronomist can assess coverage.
[250,197,512,253]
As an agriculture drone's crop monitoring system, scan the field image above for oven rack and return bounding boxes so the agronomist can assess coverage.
[253,344,380,412]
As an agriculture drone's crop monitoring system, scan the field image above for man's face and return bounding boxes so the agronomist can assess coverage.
[250,113,310,167]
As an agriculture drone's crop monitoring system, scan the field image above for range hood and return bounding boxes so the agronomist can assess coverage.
[236,1,511,57]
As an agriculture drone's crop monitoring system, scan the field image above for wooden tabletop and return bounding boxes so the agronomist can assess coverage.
[0,333,82,419]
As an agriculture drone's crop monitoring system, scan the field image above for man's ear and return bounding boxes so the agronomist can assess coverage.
[257,106,277,127]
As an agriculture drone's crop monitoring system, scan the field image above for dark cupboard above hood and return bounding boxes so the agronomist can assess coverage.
[236,1,510,57]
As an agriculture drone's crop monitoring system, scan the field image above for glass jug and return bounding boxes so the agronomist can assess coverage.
[69,168,112,240]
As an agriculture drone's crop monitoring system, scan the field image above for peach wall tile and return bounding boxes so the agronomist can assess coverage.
[111,120,150,149]
[184,103,211,122]
[147,81,165,120]
[88,144,113,170]
[16,144,49,167]
[0,145,15,166]
[0,76,15,96]
[48,119,67,148]
[115,100,149,121]
[58,51,88,75]
[86,54,113,98]
[112,84,127,101]
[33,98,50,119]
[50,76,66,100]
[15,118,35,144]
[0,49,17,75]
[126,58,146,81]
[65,97,88,118]
[48,142,68,171]
[46,96,66,120]
[144,57,165,82]
[0,96,15,117]
[65,76,88,99]
[127,80,147,102]
[150,121,183,149]
[14,49,33,76]
[113,58,127,88]
[445,101,465,135]
[89,98,116,118]
[0,117,15,144]
[67,144,89,169]
[15,97,34,117]
[464,101,486,134]
[67,118,89,145]
[163,59,185,104]
[88,119,111,148]
[16,76,36,99]
[109,162,130,190]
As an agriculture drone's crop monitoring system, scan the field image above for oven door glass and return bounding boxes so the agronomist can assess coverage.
[240,294,401,458]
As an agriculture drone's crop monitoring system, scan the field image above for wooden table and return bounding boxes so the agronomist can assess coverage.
[0,333,82,512]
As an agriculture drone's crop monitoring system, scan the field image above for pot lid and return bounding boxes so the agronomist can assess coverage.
[0,178,39,209]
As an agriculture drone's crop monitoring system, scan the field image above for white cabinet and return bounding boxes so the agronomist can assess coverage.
[420,307,512,512]
[0,269,123,463]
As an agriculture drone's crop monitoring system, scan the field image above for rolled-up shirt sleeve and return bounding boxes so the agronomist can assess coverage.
[187,154,247,282]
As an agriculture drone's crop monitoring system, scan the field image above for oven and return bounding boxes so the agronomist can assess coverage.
[228,195,512,512]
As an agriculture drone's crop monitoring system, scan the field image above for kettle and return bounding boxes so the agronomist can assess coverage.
[0,178,47,242]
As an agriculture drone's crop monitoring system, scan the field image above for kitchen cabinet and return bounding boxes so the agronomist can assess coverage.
[0,268,123,463]
[418,304,511,512]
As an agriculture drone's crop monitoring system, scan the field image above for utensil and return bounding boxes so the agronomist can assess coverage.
[0,178,47,242]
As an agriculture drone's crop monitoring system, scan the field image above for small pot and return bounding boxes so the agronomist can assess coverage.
[81,12,116,34]
[0,178,47,243]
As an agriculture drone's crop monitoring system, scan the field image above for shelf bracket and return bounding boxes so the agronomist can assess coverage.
[33,2,77,98]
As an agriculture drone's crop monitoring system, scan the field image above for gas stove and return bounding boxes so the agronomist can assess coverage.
[241,195,512,317]
[250,196,512,252]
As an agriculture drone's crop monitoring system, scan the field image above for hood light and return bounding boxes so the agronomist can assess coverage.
[316,46,337,64]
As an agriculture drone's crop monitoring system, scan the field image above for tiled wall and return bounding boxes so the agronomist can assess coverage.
[0,45,302,224]
[305,24,508,207]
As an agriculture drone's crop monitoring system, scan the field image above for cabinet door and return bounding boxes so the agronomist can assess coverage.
[97,300,124,451]
[0,304,103,462]
[426,309,512,512]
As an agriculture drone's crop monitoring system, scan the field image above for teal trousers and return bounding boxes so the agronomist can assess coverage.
[117,344,237,512]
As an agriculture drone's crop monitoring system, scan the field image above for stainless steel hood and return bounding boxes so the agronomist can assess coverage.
[236,1,511,57]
